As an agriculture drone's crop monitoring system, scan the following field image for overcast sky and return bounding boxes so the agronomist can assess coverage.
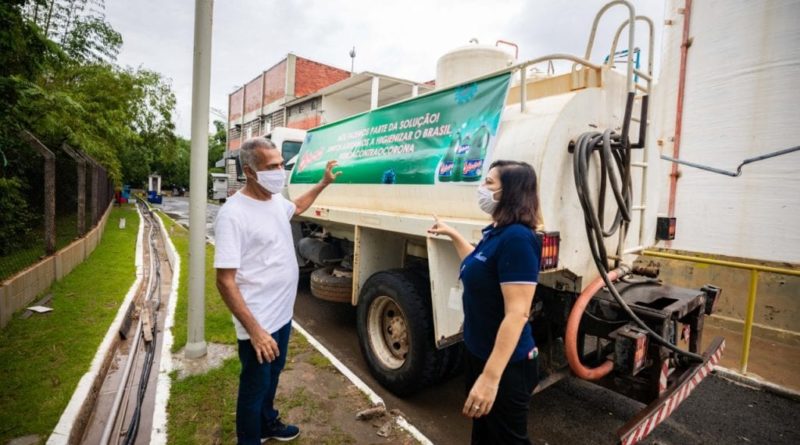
[106,0,666,138]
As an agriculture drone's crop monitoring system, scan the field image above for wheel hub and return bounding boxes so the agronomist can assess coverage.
[367,295,410,369]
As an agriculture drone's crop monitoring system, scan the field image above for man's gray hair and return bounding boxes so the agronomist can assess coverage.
[239,137,277,170]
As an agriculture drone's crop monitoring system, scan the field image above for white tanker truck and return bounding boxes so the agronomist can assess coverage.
[287,3,724,443]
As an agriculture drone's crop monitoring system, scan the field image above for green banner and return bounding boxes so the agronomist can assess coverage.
[290,73,511,185]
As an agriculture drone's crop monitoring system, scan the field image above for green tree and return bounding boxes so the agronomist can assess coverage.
[23,0,121,64]
[208,119,227,169]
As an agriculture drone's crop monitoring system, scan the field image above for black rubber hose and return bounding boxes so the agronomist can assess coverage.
[572,130,704,362]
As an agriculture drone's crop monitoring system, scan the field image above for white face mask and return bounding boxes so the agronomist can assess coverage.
[255,169,285,194]
[477,185,501,215]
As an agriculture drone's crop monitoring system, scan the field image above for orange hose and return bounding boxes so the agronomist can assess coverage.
[565,269,622,381]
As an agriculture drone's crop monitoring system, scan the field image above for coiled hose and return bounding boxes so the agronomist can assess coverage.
[569,130,704,377]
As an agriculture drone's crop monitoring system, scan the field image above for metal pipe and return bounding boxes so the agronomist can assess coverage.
[495,39,519,59]
[667,0,693,226]
[641,250,800,276]
[520,67,527,113]
[609,15,655,81]
[642,249,800,375]
[740,270,759,374]
[185,0,214,359]
[581,0,636,93]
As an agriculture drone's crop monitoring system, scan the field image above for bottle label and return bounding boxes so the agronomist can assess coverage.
[462,159,483,178]
[439,161,455,177]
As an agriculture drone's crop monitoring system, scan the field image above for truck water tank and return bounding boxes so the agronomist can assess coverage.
[435,40,516,89]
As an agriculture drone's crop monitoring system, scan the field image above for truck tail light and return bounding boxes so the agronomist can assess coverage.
[538,231,560,271]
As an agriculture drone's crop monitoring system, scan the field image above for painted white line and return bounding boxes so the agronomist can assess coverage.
[47,205,146,445]
[292,321,434,445]
[714,365,800,401]
[149,211,181,445]
[396,416,435,445]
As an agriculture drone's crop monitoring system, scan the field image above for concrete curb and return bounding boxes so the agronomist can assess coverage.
[47,205,146,445]
[149,211,181,445]
[292,321,434,445]
[714,366,800,401]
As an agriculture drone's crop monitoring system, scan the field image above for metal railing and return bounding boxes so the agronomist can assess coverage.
[642,249,800,374]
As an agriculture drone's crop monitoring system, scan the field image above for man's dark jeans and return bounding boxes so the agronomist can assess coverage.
[236,321,292,445]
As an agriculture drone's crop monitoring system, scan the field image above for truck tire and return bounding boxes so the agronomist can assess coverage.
[356,269,440,396]
[310,267,352,303]
[398,266,464,382]
[437,342,465,381]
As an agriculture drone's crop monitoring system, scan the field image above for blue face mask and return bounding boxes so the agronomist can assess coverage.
[476,185,501,214]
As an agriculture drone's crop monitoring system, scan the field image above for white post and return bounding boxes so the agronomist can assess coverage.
[411,84,419,98]
[185,0,214,359]
[370,76,380,110]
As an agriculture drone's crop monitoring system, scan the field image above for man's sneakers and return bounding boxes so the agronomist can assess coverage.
[261,418,300,442]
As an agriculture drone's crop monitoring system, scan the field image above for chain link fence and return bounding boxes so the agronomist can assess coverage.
[0,131,114,281]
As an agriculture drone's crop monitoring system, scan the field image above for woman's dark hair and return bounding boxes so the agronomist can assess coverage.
[489,160,541,229]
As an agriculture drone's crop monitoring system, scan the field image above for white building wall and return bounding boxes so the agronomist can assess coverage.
[321,95,370,124]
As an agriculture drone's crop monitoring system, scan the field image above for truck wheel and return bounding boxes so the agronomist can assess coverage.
[310,267,352,303]
[357,269,439,396]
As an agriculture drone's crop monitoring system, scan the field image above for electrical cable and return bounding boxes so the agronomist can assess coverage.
[122,201,161,445]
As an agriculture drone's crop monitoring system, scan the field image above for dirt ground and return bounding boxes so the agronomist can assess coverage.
[273,332,419,445]
[168,331,420,445]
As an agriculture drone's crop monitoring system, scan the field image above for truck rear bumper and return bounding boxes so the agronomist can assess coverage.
[617,336,726,445]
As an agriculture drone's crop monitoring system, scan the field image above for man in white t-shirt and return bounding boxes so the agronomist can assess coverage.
[214,137,339,444]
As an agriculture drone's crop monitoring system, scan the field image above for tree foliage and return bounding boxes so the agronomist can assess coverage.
[2,0,188,189]
[0,0,193,248]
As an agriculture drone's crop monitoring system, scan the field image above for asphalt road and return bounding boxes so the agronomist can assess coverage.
[164,196,799,444]
[293,283,800,445]
[159,196,219,241]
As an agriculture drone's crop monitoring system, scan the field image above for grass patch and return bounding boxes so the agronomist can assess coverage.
[0,205,139,442]
[156,212,233,351]
[307,351,334,371]
[309,426,356,445]
[166,358,240,445]
[278,387,322,424]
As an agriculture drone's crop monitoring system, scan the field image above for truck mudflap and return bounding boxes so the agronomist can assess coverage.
[617,337,726,445]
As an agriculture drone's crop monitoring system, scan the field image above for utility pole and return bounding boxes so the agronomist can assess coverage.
[185,0,214,359]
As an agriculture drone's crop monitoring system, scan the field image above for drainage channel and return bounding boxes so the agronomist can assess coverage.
[78,200,173,445]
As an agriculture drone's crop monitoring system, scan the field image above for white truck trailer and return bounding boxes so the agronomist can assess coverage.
[287,2,725,443]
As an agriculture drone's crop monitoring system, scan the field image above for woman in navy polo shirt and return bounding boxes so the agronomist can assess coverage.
[429,160,542,444]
